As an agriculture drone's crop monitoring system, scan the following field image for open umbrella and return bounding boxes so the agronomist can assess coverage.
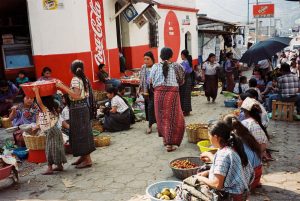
[240,37,292,65]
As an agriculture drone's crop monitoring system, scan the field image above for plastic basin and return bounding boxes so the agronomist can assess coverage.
[146,181,183,201]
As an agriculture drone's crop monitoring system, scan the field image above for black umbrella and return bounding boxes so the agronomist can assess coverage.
[240,37,292,65]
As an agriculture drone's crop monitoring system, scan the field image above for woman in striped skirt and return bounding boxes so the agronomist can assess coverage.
[56,60,95,169]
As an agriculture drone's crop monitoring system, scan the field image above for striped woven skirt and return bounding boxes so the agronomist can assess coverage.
[44,126,67,166]
[69,100,96,157]
[154,86,185,146]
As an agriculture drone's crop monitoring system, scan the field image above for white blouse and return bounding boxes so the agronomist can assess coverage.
[202,62,219,75]
[111,96,129,113]
[38,110,58,132]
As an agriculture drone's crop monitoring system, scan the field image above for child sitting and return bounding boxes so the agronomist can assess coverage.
[233,76,249,94]
[252,68,265,92]
[16,70,29,88]
[32,86,67,175]
[249,78,263,102]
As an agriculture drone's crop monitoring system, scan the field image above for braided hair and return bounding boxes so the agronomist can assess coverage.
[71,60,88,92]
[160,47,173,80]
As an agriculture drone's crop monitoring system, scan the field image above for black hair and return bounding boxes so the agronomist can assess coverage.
[181,49,193,68]
[71,60,88,92]
[240,92,250,101]
[210,121,249,167]
[106,86,118,95]
[144,51,155,63]
[280,63,291,73]
[244,104,270,140]
[245,88,259,100]
[41,96,59,116]
[206,53,216,62]
[98,63,105,70]
[41,67,52,76]
[224,115,262,158]
[0,80,8,87]
[226,52,233,58]
[62,94,71,107]
[160,47,173,80]
[118,84,125,93]
[18,70,26,76]
[238,76,247,94]
[249,78,257,88]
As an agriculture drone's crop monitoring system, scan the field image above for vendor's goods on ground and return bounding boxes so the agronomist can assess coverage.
[186,123,209,143]
[170,157,203,180]
[155,188,177,200]
[2,118,12,128]
[146,181,182,201]
[171,160,199,169]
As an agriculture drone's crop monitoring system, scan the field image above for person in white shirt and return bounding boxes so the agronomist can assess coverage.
[58,94,70,135]
[104,87,131,132]
[234,76,249,94]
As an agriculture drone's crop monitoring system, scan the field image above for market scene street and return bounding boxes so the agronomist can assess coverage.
[1,0,300,201]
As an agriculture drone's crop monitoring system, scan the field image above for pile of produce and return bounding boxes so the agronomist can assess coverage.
[171,159,199,169]
[156,188,177,200]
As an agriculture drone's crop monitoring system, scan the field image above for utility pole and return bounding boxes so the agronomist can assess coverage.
[255,0,259,43]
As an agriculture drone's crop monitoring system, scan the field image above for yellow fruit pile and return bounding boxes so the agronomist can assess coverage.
[156,188,177,200]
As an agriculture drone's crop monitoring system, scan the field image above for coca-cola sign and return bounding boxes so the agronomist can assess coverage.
[87,0,106,81]
[253,4,274,18]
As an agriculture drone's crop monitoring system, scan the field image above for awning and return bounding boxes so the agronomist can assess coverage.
[197,15,237,27]
[198,29,236,35]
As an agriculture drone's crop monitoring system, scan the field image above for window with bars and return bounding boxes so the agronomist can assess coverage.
[149,22,159,48]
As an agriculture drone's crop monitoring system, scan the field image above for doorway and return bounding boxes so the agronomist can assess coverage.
[185,31,192,54]
[115,2,129,73]
[0,0,34,81]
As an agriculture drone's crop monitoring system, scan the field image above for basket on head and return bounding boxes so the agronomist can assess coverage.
[21,81,57,98]
[23,134,46,150]
[169,157,203,180]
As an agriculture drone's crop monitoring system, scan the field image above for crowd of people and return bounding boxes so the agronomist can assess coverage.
[1,45,299,200]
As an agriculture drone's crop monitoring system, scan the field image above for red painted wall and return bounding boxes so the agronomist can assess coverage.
[33,52,103,89]
[123,45,158,69]
[164,11,181,61]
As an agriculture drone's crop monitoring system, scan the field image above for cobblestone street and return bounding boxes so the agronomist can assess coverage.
[1,90,300,201]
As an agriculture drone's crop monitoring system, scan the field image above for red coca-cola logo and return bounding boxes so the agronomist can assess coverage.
[258,6,268,14]
[89,0,105,65]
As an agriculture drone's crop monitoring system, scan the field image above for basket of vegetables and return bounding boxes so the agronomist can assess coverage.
[169,157,203,180]
[186,123,209,143]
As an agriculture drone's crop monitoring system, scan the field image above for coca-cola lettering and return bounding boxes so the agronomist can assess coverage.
[258,6,268,14]
[89,0,105,65]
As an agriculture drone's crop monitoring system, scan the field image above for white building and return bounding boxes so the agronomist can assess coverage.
[0,0,199,89]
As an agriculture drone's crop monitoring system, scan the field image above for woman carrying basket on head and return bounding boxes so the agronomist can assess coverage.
[56,60,95,169]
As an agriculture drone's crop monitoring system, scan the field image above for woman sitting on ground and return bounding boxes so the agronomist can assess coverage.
[224,115,262,190]
[196,121,253,201]
[237,90,269,128]
[104,87,131,132]
[9,96,39,126]
[241,97,271,161]
[234,76,249,95]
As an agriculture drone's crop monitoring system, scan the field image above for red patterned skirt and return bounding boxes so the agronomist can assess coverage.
[154,86,185,146]
[251,165,263,190]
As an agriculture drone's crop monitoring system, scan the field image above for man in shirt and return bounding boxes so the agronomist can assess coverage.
[267,63,300,114]
[97,64,121,88]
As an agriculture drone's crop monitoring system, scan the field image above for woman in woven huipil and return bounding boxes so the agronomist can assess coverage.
[56,60,95,169]
[150,47,185,152]
[32,87,66,175]
[139,51,156,134]
[179,49,193,115]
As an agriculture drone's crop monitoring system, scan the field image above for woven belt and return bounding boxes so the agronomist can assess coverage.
[70,98,87,105]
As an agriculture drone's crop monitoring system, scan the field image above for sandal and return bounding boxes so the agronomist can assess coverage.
[75,163,92,169]
[71,157,84,166]
[146,127,152,134]
[42,171,54,175]
[166,145,177,152]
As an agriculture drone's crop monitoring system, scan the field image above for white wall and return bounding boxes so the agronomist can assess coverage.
[156,0,196,9]
[158,9,198,61]
[103,0,118,49]
[27,0,90,55]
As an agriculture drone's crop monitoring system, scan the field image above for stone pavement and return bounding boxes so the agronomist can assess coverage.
[1,90,300,201]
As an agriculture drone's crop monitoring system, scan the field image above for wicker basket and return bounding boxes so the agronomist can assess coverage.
[23,134,46,150]
[2,118,12,128]
[93,90,107,102]
[94,135,111,147]
[169,157,203,180]
[186,123,209,143]
[92,120,104,133]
